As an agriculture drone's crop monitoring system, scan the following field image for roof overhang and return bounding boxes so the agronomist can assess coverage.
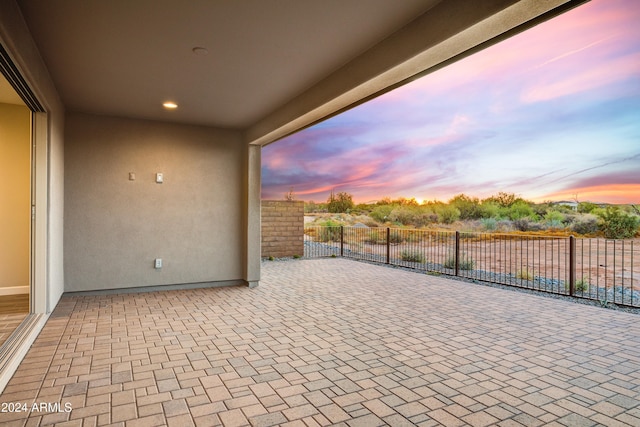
[14,0,587,146]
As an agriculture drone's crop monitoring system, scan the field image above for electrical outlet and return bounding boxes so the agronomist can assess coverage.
[154,258,162,269]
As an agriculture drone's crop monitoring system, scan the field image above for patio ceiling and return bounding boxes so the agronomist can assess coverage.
[17,0,584,144]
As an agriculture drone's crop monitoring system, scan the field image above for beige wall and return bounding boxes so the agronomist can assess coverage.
[261,200,304,258]
[64,112,246,291]
[0,103,30,290]
[1,0,66,312]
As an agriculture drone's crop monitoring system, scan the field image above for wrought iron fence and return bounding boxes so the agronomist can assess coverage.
[304,226,639,307]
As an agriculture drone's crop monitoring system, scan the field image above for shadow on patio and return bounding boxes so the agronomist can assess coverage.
[1,258,639,426]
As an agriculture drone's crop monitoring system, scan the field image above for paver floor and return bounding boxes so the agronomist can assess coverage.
[1,258,639,426]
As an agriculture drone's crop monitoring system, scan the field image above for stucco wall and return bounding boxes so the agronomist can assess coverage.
[64,112,245,291]
[0,103,30,291]
[261,200,304,258]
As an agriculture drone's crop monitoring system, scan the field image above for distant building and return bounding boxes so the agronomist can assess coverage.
[552,201,579,211]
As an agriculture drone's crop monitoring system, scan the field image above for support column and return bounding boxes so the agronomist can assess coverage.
[245,144,261,288]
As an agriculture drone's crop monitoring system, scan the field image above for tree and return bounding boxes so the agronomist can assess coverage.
[578,201,598,214]
[448,194,482,220]
[327,191,355,213]
[597,207,639,239]
[484,192,524,208]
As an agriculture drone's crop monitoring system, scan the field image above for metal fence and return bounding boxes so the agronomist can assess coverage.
[304,226,639,307]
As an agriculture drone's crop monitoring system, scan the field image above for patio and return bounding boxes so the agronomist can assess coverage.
[0,258,639,426]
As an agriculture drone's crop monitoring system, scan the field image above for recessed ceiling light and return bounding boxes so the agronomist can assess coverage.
[163,102,178,109]
[192,47,208,56]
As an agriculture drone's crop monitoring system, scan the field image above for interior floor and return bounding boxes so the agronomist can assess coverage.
[0,294,29,347]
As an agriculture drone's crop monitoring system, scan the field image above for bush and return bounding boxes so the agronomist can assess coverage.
[481,217,497,231]
[516,269,534,281]
[449,194,482,220]
[364,230,385,244]
[370,205,394,223]
[389,206,417,226]
[435,205,461,224]
[576,278,589,292]
[316,220,341,242]
[327,191,355,213]
[400,249,425,263]
[512,218,544,232]
[413,211,438,227]
[513,218,531,232]
[389,230,404,244]
[578,202,598,214]
[507,201,535,220]
[443,253,475,270]
[571,215,599,235]
[479,201,502,219]
[544,211,566,228]
[597,207,639,239]
[565,277,589,293]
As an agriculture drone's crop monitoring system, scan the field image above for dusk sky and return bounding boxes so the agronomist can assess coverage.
[262,0,640,205]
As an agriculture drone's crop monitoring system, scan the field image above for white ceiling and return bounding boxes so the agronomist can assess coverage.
[18,0,439,129]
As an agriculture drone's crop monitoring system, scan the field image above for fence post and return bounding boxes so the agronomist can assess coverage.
[340,226,344,257]
[386,227,390,264]
[455,231,460,276]
[569,235,575,296]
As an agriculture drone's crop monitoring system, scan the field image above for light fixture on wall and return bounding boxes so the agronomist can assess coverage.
[162,101,178,109]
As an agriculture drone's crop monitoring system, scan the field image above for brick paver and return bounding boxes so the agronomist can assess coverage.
[1,258,639,426]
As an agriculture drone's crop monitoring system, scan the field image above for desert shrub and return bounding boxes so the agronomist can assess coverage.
[513,218,531,232]
[316,220,341,242]
[413,211,438,227]
[565,277,589,293]
[479,201,502,219]
[578,202,598,214]
[512,218,545,232]
[449,194,483,220]
[460,256,475,270]
[364,230,384,244]
[435,205,461,224]
[484,192,522,207]
[597,207,639,239]
[507,201,536,220]
[405,230,424,243]
[327,191,355,213]
[532,202,552,217]
[543,211,566,229]
[571,215,599,235]
[443,253,475,270]
[389,230,404,244]
[400,249,425,263]
[363,219,379,228]
[575,278,589,292]
[496,219,514,232]
[388,206,416,226]
[369,205,394,223]
[481,217,497,231]
[516,269,534,281]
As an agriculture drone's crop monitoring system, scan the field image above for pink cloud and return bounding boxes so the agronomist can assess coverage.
[521,52,640,103]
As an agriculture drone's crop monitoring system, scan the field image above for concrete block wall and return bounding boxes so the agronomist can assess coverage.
[261,200,304,258]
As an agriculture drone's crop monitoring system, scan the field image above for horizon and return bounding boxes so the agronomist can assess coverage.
[262,0,640,205]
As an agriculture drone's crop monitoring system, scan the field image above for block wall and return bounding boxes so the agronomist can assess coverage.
[261,200,304,258]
